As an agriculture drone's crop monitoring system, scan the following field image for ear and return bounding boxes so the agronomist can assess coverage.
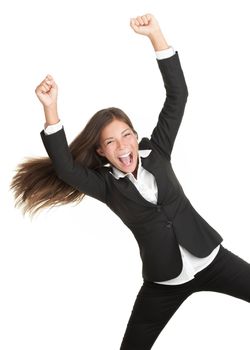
[96,147,105,157]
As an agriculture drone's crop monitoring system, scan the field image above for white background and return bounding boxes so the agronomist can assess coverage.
[1,0,250,349]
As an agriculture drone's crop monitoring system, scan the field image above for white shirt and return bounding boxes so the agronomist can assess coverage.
[44,46,220,285]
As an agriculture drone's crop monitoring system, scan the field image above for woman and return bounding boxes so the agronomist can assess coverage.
[11,14,250,350]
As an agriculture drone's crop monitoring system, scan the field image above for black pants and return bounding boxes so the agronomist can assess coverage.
[120,245,250,350]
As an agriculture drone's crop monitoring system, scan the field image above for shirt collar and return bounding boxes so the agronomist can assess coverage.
[109,149,152,179]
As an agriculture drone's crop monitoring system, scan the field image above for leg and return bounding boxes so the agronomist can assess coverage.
[120,279,194,350]
[194,244,250,303]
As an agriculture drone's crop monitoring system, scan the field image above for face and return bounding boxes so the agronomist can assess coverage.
[96,119,139,174]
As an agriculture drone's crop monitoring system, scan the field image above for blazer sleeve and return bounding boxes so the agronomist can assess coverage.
[150,51,188,161]
[40,127,106,203]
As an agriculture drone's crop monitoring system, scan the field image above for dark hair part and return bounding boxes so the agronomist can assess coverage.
[10,107,137,217]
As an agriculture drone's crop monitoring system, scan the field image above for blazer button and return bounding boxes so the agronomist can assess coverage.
[156,206,161,212]
[166,221,172,228]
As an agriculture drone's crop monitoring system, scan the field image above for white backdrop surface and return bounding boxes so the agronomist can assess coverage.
[1,0,250,349]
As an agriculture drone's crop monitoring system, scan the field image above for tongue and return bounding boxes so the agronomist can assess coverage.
[120,155,131,165]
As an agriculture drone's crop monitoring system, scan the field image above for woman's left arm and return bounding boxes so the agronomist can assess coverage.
[130,14,189,160]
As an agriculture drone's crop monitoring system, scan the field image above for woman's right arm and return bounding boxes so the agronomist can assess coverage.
[35,75,107,203]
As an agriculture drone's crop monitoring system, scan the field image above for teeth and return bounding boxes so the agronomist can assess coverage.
[119,152,131,158]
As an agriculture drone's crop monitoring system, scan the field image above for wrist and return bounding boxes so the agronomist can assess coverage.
[44,102,57,111]
[148,30,170,51]
[43,104,59,125]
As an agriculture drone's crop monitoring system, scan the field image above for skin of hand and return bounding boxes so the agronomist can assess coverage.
[35,75,59,126]
[130,13,162,37]
[35,75,58,109]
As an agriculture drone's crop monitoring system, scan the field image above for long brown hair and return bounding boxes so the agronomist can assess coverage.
[10,107,138,217]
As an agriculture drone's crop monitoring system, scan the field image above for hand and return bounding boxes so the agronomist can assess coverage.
[130,14,161,37]
[35,74,58,108]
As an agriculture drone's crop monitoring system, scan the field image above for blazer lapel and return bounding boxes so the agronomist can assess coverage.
[116,176,157,207]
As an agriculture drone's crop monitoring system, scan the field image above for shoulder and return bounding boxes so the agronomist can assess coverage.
[96,165,112,176]
[139,137,161,154]
[139,137,152,150]
[139,136,170,160]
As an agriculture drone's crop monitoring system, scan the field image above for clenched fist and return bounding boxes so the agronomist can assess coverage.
[35,74,58,108]
[130,14,161,37]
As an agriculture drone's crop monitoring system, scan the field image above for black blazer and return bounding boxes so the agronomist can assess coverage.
[41,51,223,282]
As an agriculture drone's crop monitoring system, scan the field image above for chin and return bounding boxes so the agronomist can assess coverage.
[121,158,137,174]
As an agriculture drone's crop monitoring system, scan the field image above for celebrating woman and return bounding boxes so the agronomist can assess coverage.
[11,13,250,350]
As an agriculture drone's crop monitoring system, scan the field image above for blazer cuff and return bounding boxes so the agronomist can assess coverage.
[155,46,175,60]
[44,120,63,135]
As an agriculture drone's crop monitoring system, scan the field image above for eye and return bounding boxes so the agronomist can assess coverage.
[106,140,113,145]
[124,132,131,137]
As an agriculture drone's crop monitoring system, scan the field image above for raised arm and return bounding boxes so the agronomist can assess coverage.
[130,14,188,160]
[35,76,106,203]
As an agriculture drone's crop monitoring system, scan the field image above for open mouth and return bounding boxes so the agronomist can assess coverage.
[118,152,133,166]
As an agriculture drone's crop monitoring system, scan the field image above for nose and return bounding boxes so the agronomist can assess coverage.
[116,139,127,150]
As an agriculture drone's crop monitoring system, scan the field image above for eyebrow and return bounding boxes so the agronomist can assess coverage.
[103,128,131,142]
